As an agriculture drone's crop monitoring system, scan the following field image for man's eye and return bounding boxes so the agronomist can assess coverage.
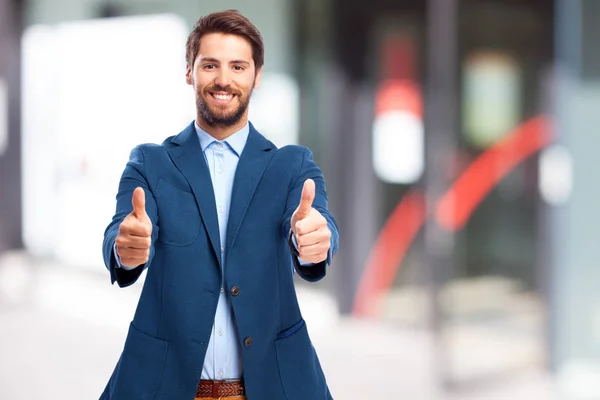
[233,65,245,71]
[204,64,216,70]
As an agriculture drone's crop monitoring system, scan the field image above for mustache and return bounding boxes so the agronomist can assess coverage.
[203,84,242,97]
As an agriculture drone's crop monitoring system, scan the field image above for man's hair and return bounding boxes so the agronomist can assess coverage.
[186,10,264,70]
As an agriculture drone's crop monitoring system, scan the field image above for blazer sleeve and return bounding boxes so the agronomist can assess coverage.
[102,146,159,288]
[281,147,339,282]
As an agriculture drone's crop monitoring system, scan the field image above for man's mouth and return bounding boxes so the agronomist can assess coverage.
[210,92,235,102]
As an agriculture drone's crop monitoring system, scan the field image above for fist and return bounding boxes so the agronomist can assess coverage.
[290,179,331,264]
[115,187,152,268]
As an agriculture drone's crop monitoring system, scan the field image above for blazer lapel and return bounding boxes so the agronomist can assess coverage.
[225,123,276,257]
[167,123,222,268]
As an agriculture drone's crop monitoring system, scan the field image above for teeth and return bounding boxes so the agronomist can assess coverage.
[214,94,233,100]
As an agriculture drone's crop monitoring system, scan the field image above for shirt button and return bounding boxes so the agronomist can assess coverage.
[218,329,223,336]
[220,247,224,253]
[220,287,224,293]
[244,337,253,348]
[217,169,222,174]
[218,370,223,377]
[218,207,224,213]
[217,142,223,148]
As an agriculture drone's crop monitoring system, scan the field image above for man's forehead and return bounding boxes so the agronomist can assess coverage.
[198,33,253,57]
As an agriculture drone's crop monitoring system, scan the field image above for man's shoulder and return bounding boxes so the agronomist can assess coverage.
[130,140,171,161]
[134,122,194,155]
[135,136,176,150]
[273,144,310,159]
[268,145,310,171]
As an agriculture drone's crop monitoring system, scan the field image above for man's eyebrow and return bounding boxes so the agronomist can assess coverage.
[198,57,221,64]
[199,57,251,66]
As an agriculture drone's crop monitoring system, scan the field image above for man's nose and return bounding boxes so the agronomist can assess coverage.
[214,69,231,88]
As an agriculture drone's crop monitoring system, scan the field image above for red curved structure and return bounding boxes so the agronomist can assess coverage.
[436,116,553,231]
[352,191,427,317]
[353,115,554,318]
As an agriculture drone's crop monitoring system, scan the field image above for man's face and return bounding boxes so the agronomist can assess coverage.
[186,33,261,128]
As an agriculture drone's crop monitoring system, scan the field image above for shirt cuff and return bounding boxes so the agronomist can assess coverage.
[113,243,138,271]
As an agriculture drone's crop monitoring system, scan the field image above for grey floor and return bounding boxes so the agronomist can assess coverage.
[0,252,557,400]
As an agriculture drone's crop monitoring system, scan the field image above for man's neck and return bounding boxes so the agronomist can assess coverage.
[196,117,248,141]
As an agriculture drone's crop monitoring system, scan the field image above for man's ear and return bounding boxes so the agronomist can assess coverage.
[185,63,193,86]
[254,67,262,89]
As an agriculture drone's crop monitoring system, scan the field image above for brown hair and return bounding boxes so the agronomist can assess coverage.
[186,10,264,71]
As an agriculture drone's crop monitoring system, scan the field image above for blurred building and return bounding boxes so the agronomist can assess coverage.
[1,0,599,397]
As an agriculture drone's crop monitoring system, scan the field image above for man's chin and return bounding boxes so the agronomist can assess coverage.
[197,100,248,127]
[203,113,243,127]
[206,102,237,115]
[214,111,241,122]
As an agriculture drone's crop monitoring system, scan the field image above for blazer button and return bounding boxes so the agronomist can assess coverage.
[230,286,240,296]
[244,337,253,347]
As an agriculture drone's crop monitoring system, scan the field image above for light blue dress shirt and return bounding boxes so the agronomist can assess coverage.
[194,121,248,380]
[114,122,311,380]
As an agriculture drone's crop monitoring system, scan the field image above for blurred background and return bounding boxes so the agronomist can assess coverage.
[0,0,599,398]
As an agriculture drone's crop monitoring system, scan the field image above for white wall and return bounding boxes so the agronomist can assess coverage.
[21,0,299,269]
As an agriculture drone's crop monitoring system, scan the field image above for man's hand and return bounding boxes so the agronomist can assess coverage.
[115,187,153,268]
[290,179,331,264]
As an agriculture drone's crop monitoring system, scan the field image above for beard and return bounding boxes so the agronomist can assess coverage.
[196,83,252,128]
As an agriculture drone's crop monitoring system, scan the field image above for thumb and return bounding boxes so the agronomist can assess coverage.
[131,187,147,219]
[296,179,315,219]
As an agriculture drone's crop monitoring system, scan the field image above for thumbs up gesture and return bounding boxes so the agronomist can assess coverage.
[115,187,153,268]
[290,179,331,264]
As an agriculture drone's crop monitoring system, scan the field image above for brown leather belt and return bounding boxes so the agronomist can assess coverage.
[196,379,245,398]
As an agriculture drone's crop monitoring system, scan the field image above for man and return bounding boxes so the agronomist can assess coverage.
[99,9,339,400]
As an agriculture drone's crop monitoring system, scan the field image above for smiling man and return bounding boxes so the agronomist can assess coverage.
[99,9,339,400]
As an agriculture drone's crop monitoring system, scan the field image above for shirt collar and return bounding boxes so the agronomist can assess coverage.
[194,121,250,157]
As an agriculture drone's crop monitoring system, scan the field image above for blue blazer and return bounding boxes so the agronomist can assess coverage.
[100,122,339,400]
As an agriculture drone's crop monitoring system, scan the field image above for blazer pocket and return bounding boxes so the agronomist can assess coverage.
[154,179,201,246]
[274,320,331,400]
[111,323,169,400]
[276,319,305,340]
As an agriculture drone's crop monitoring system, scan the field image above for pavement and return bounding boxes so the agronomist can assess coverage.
[0,251,558,399]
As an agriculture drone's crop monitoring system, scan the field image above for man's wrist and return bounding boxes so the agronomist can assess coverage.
[288,230,314,266]
[113,242,138,271]
[288,230,300,258]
